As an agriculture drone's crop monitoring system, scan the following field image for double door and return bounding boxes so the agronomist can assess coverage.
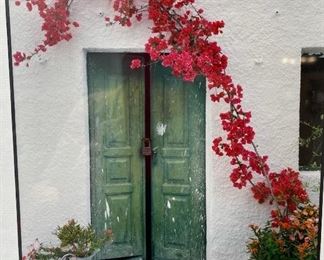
[87,53,206,260]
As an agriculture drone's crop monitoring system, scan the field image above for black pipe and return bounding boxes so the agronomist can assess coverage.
[4,0,23,258]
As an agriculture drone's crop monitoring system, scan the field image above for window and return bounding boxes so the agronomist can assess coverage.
[299,50,324,170]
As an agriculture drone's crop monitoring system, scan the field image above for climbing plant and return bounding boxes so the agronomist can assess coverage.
[13,0,318,256]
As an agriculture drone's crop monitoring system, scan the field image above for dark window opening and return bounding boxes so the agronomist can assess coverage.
[299,51,324,170]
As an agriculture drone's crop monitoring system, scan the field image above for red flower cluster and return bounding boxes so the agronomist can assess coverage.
[269,168,308,211]
[13,51,27,66]
[130,58,142,69]
[146,0,226,82]
[111,0,138,26]
[250,168,308,210]
[251,182,271,203]
[145,37,168,60]
[104,0,146,26]
[14,0,79,66]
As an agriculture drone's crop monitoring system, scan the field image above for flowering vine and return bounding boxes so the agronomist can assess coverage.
[14,0,312,235]
[107,0,310,222]
[13,0,79,66]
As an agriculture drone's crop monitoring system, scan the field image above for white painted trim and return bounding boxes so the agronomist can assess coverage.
[0,2,20,259]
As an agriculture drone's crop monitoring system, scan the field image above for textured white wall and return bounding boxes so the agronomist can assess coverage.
[9,0,324,259]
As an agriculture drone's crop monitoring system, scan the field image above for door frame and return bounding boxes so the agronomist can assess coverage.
[86,51,207,259]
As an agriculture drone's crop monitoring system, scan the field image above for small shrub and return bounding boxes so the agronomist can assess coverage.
[247,204,319,260]
[23,219,112,259]
[55,219,106,257]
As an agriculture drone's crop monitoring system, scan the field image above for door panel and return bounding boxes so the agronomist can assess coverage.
[88,53,145,259]
[151,64,206,260]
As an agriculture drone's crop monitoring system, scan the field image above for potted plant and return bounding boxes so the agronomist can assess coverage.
[23,219,112,260]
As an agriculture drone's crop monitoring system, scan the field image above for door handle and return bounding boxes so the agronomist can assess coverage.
[152,147,159,155]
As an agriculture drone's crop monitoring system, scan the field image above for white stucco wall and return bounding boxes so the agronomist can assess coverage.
[9,0,324,259]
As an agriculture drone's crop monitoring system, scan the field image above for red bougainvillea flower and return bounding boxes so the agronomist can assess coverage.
[130,59,142,69]
[251,182,271,204]
[13,51,27,66]
[269,168,308,211]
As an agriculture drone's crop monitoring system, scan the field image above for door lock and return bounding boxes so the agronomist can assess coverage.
[141,138,152,156]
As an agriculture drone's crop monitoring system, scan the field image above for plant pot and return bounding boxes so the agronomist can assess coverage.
[61,250,99,260]
[74,256,94,260]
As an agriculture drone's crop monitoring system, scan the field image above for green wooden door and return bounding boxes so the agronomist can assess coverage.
[151,64,206,260]
[88,53,145,259]
[88,53,205,260]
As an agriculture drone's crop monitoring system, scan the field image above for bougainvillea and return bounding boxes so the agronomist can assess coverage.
[13,0,79,66]
[14,0,312,238]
